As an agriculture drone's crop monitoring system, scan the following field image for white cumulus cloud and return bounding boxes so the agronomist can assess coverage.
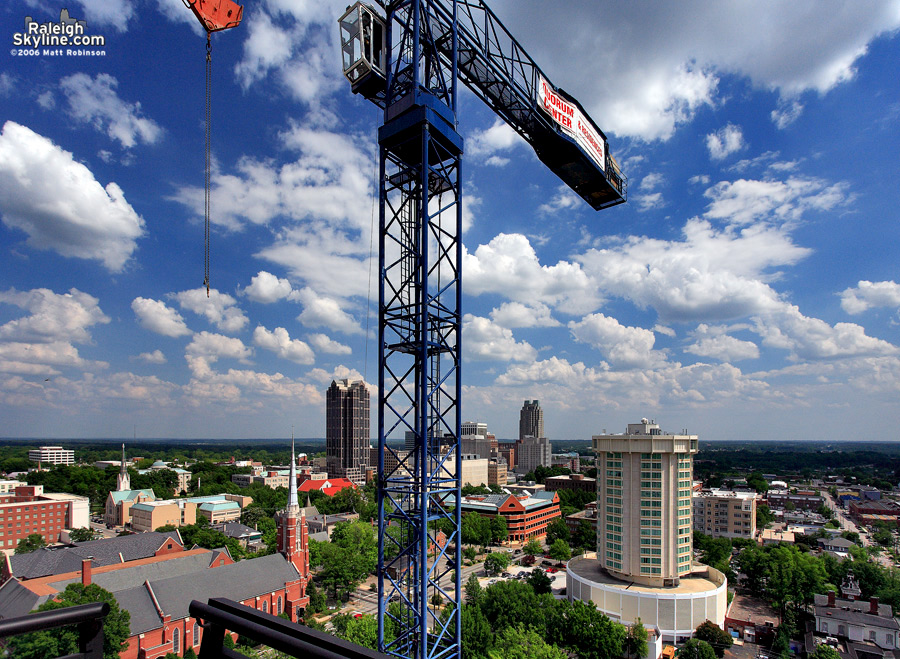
[59,74,162,148]
[569,313,667,370]
[463,315,537,363]
[173,288,249,334]
[308,333,352,355]
[242,271,300,304]
[0,122,145,272]
[253,326,315,365]
[132,298,191,338]
[706,124,745,160]
[684,324,759,362]
[840,281,900,315]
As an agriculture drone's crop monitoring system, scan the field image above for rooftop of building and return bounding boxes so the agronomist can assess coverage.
[457,490,559,513]
[850,500,900,511]
[694,488,757,499]
[198,501,240,512]
[567,553,723,595]
[108,489,156,504]
[6,530,183,580]
[813,595,898,629]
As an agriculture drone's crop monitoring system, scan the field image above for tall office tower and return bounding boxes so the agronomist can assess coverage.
[519,400,544,440]
[593,419,698,587]
[326,379,370,485]
[517,436,552,473]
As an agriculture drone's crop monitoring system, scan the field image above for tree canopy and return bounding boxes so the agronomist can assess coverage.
[7,583,130,659]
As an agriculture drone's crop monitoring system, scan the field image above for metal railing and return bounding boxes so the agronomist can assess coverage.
[0,601,110,659]
[190,598,392,659]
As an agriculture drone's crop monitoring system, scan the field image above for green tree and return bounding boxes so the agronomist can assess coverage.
[69,527,95,542]
[332,613,379,650]
[7,583,130,659]
[478,580,554,634]
[624,618,648,659]
[490,515,509,545]
[810,645,841,659]
[747,472,769,494]
[463,512,492,547]
[771,628,790,657]
[757,504,775,528]
[573,520,596,552]
[545,518,569,547]
[306,579,326,615]
[465,573,484,606]
[488,624,567,659]
[695,620,733,658]
[873,528,893,546]
[484,552,511,575]
[527,568,552,595]
[15,532,47,554]
[546,598,625,659]
[523,538,543,556]
[548,538,571,563]
[461,604,492,659]
[679,639,717,659]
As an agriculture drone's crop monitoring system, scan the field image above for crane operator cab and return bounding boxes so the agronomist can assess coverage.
[339,3,387,101]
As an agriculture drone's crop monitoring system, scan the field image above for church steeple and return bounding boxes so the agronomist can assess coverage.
[116,443,130,491]
[276,429,309,579]
[287,431,299,513]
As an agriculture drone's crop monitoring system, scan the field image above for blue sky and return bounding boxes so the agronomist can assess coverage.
[1,0,899,442]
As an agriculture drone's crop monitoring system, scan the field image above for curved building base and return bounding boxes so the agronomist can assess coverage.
[566,554,727,643]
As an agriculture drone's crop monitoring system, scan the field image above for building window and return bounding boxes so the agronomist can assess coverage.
[262,600,268,613]
[173,628,180,654]
[193,622,200,646]
[838,625,846,636]
[278,596,283,615]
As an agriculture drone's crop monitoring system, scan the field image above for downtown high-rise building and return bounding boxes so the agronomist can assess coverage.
[593,419,698,587]
[326,379,370,485]
[516,436,552,474]
[518,400,543,440]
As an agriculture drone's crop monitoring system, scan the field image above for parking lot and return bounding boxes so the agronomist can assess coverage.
[479,563,568,597]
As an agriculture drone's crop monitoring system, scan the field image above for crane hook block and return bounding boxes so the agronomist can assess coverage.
[185,0,243,32]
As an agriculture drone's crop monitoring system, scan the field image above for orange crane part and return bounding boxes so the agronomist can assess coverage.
[184,0,243,32]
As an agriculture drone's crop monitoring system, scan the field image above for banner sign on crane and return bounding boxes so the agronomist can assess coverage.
[538,76,606,173]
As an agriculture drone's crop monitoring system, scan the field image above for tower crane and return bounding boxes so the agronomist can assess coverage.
[338,2,626,659]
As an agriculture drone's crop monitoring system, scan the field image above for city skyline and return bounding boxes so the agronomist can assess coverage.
[1,2,899,441]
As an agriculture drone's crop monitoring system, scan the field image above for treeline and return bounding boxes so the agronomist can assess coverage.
[0,439,328,473]
[694,442,900,487]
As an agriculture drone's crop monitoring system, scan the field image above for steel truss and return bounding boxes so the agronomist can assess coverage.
[376,2,463,659]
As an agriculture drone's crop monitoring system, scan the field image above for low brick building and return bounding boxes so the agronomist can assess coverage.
[458,490,561,542]
[0,485,89,553]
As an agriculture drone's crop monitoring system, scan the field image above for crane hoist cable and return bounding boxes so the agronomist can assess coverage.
[182,0,244,296]
[204,32,211,296]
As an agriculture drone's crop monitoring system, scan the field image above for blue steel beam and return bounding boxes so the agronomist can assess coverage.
[376,3,462,659]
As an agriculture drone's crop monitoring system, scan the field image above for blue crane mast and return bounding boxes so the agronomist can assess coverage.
[338,2,626,658]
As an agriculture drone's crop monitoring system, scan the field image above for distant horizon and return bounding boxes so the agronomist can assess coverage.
[1,436,897,445]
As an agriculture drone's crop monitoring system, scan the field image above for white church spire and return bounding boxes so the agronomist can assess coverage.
[287,428,299,513]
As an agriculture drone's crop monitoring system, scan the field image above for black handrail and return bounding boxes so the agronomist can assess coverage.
[0,601,110,659]
[190,598,391,659]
